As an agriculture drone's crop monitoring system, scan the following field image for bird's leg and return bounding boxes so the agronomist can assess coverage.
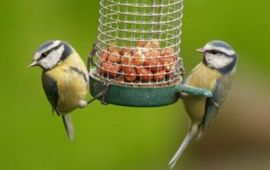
[211,100,220,108]
[87,82,110,105]
[99,82,110,105]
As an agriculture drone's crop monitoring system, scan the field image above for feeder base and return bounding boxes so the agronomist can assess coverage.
[89,74,181,107]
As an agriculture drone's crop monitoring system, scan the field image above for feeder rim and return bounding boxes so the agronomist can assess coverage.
[89,71,182,89]
[101,0,183,8]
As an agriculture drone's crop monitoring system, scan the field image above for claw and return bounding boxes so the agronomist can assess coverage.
[88,82,110,105]
[212,100,220,108]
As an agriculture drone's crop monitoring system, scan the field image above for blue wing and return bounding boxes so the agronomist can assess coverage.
[42,73,59,115]
[202,75,233,129]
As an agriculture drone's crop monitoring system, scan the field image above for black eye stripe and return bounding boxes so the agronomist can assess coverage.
[206,50,218,55]
[37,43,63,61]
[205,49,231,56]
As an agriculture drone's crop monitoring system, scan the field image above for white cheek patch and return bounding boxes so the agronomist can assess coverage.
[39,45,65,69]
[205,54,234,69]
[34,40,62,60]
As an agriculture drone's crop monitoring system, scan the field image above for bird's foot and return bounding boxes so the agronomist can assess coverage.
[87,82,110,105]
[180,92,188,99]
[212,100,220,108]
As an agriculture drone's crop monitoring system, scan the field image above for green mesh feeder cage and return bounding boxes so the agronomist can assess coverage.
[88,0,212,107]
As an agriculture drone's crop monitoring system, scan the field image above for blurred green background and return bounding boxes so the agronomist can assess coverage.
[1,0,270,170]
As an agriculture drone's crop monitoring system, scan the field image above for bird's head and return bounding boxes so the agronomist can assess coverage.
[29,40,72,70]
[197,40,237,74]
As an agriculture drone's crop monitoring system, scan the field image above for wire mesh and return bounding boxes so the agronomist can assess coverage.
[92,0,184,87]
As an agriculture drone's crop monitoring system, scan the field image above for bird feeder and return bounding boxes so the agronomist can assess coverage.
[88,0,212,106]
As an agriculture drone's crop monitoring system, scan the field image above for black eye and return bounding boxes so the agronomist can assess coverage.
[41,52,49,58]
[209,50,218,55]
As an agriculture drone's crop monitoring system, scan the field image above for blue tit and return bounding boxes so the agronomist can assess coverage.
[29,40,89,140]
[169,40,238,169]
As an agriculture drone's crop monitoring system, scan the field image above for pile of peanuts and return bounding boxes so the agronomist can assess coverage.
[98,40,176,83]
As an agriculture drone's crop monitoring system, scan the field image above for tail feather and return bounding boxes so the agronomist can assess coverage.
[168,124,198,169]
[61,114,74,141]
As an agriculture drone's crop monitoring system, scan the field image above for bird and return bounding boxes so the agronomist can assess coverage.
[29,40,89,140]
[169,40,238,169]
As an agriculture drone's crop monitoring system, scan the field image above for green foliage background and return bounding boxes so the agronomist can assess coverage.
[0,0,269,170]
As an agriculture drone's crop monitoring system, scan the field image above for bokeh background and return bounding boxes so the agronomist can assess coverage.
[1,0,270,170]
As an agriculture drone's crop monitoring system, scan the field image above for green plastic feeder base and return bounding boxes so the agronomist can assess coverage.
[89,74,212,107]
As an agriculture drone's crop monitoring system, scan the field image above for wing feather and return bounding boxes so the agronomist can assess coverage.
[42,73,59,115]
[202,75,233,129]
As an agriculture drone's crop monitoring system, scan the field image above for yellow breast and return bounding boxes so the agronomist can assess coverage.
[46,53,88,113]
[183,63,221,121]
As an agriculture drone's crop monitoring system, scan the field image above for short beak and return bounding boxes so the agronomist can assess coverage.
[28,60,38,67]
[196,48,204,53]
